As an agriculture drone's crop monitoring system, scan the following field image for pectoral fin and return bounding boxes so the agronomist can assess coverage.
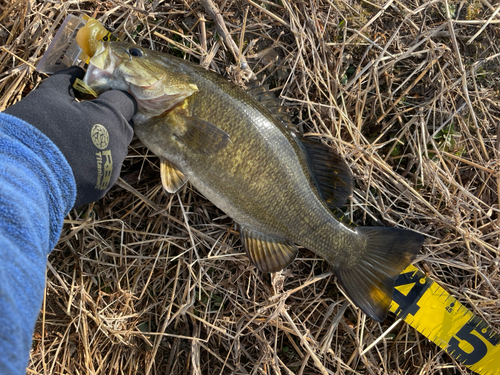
[160,157,188,193]
[173,115,230,154]
[240,227,298,273]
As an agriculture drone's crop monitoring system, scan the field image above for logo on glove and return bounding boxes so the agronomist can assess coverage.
[91,124,110,150]
[92,124,113,190]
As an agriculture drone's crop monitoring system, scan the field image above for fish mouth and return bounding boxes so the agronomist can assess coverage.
[83,42,168,97]
[83,41,200,122]
[83,42,129,94]
[84,64,112,92]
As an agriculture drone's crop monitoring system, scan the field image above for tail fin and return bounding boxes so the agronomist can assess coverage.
[335,227,423,322]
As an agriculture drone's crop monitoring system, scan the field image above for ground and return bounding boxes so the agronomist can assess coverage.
[1,0,500,374]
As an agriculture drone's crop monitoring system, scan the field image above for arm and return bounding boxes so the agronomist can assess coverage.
[0,67,136,374]
[0,113,75,375]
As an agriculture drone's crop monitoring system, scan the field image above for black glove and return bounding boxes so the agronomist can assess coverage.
[5,66,136,207]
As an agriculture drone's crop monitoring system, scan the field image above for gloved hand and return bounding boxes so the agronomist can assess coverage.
[5,66,136,207]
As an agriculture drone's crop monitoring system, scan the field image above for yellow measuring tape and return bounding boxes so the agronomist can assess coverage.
[390,265,500,374]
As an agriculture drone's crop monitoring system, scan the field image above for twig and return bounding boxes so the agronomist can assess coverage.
[200,0,252,75]
[467,3,500,44]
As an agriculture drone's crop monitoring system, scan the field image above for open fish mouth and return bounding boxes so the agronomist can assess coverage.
[83,42,129,94]
[84,64,115,93]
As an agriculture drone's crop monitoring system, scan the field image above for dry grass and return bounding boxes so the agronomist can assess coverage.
[2,0,500,374]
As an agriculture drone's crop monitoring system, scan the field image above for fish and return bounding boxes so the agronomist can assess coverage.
[83,41,424,322]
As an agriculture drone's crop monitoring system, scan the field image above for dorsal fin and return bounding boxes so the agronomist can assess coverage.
[299,137,353,211]
[246,81,296,131]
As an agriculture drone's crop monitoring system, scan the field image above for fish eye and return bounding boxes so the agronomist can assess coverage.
[129,47,143,57]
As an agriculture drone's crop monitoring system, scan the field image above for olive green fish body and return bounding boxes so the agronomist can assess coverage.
[134,61,360,264]
[84,42,424,321]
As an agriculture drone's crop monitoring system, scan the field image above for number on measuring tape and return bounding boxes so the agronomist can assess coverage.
[390,266,500,375]
[448,317,500,365]
[392,269,432,319]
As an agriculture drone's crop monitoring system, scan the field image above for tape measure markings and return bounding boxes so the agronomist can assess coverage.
[389,265,500,375]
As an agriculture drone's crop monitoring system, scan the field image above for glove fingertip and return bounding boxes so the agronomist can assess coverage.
[41,66,86,98]
[96,90,138,122]
[53,66,86,80]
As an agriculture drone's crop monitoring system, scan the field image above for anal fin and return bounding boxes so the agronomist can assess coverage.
[160,157,188,193]
[240,227,298,273]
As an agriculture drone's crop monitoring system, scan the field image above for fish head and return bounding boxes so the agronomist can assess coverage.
[84,41,198,122]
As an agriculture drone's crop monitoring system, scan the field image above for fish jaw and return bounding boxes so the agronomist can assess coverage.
[83,42,199,121]
[129,82,198,122]
[84,42,129,94]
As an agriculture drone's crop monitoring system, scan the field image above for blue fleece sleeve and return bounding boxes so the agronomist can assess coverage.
[0,113,76,375]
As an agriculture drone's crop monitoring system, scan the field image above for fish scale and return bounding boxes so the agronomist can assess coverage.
[180,72,317,237]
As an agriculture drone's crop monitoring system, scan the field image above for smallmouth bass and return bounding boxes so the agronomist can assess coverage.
[83,41,424,321]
